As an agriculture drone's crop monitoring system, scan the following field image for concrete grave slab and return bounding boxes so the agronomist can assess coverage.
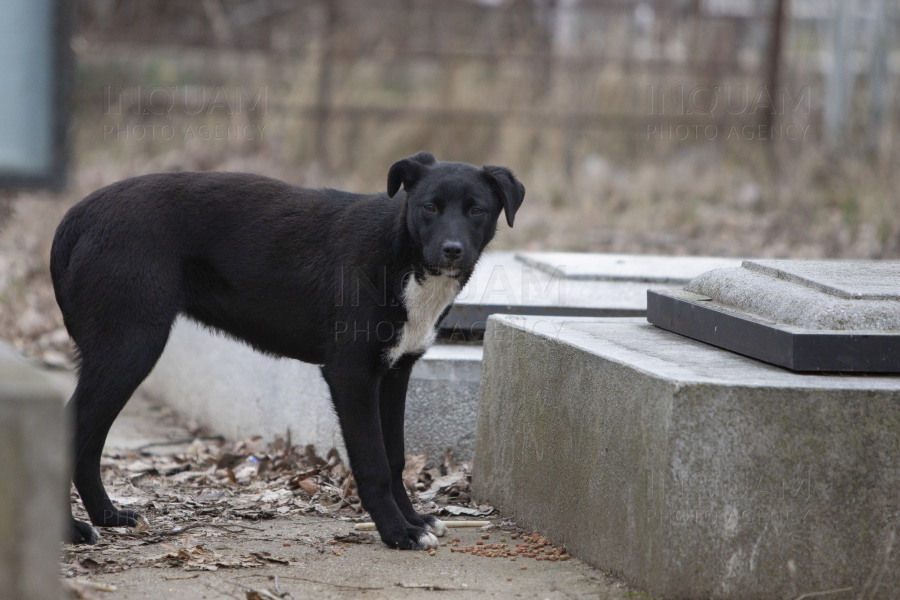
[440,252,643,332]
[516,251,742,283]
[0,342,67,600]
[472,315,900,600]
[649,260,900,372]
[440,251,744,331]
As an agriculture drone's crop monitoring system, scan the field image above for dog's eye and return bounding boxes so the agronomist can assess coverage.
[423,204,437,213]
[470,207,484,216]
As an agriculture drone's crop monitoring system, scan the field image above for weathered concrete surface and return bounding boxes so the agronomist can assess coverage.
[745,259,900,300]
[0,342,67,600]
[141,320,483,465]
[141,319,343,454]
[473,315,900,600]
[517,251,742,283]
[404,344,482,463]
[687,261,900,331]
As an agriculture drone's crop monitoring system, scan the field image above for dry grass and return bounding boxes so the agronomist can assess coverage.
[502,146,900,259]
[66,46,900,260]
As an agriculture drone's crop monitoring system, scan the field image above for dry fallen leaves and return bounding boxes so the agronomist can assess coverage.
[242,575,296,600]
[402,453,427,493]
[80,430,487,532]
[64,428,490,581]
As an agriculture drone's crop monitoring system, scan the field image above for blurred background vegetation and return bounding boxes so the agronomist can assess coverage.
[2,0,900,359]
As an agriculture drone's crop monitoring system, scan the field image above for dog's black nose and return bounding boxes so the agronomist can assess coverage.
[442,242,463,260]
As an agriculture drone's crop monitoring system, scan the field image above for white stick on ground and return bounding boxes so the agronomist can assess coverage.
[354,520,490,531]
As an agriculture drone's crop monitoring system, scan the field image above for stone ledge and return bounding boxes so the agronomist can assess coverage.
[472,315,900,600]
[647,289,900,372]
[0,342,67,600]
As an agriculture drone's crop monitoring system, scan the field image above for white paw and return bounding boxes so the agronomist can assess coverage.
[417,531,439,549]
[86,525,100,544]
[426,519,447,537]
[134,514,150,532]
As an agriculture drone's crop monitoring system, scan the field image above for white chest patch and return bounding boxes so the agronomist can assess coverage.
[387,273,461,365]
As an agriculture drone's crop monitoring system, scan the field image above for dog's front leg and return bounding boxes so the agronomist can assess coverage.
[321,361,438,550]
[379,360,447,537]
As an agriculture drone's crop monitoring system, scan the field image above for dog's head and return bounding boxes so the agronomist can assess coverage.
[387,152,525,278]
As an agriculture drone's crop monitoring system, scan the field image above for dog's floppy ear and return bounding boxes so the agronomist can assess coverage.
[481,165,526,227]
[387,152,436,197]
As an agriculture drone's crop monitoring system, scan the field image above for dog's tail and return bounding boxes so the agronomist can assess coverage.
[49,200,90,330]
[50,211,80,289]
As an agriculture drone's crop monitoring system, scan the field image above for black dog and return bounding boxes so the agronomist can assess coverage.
[51,152,524,549]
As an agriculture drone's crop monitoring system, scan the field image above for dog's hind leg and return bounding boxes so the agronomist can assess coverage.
[67,323,172,543]
[53,223,182,543]
[379,361,447,537]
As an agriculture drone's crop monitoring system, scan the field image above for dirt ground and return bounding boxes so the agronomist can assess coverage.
[47,370,640,600]
[63,512,627,600]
